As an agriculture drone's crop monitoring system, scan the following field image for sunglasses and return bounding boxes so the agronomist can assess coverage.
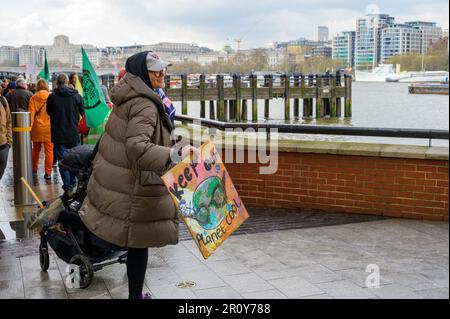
[151,68,167,77]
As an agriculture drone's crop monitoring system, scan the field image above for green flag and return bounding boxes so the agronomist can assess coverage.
[82,47,110,129]
[37,51,50,82]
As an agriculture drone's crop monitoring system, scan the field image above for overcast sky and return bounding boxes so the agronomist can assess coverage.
[1,0,448,50]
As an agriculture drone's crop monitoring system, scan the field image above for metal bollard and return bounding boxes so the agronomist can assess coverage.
[12,112,33,206]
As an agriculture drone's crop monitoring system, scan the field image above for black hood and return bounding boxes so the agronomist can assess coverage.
[53,85,79,97]
[125,51,153,90]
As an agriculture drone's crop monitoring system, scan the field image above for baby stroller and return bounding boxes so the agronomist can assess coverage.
[38,142,127,289]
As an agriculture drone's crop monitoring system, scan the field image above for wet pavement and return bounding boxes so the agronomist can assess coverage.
[0,152,449,299]
[0,155,62,241]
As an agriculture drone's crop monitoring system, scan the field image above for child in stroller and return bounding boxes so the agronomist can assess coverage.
[29,142,127,289]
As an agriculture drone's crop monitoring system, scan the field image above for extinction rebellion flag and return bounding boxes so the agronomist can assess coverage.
[82,47,110,128]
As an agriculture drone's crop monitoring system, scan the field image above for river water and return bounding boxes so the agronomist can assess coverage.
[173,82,449,146]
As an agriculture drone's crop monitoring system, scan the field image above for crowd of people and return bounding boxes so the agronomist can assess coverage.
[0,73,111,192]
[0,51,200,299]
[0,80,12,181]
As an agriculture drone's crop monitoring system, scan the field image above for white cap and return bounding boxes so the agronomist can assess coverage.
[146,51,172,72]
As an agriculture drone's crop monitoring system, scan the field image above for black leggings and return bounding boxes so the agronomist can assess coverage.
[57,209,148,299]
[126,248,148,299]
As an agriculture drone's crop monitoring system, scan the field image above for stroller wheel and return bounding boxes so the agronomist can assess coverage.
[39,245,50,272]
[69,255,94,289]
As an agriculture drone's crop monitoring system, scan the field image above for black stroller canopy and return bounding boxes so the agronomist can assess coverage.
[60,144,96,171]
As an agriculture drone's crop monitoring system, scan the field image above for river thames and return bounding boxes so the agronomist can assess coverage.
[173,82,449,146]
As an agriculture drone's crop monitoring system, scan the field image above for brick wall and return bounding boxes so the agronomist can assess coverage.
[225,151,449,221]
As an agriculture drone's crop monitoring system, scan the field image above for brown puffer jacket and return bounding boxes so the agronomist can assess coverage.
[79,73,179,248]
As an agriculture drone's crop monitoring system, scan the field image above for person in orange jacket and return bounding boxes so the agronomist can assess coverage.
[29,79,53,180]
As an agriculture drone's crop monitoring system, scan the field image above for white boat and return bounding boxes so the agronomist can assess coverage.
[355,64,449,83]
[355,64,396,82]
[386,71,449,83]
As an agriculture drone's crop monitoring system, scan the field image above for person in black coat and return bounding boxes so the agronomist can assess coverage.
[46,74,84,193]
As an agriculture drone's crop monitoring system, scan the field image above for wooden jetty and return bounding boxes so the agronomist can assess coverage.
[163,72,352,122]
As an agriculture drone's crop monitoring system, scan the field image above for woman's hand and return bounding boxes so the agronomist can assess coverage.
[180,145,201,163]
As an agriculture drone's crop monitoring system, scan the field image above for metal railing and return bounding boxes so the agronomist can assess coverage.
[175,114,449,146]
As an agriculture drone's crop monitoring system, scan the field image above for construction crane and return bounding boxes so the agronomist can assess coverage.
[229,20,261,52]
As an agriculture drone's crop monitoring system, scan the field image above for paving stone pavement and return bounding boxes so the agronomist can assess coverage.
[1,218,448,299]
[0,155,449,299]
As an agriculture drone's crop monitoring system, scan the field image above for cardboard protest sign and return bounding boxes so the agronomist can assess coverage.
[161,140,249,259]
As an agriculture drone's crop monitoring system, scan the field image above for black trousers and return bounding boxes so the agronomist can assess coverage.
[0,145,10,181]
[126,248,148,299]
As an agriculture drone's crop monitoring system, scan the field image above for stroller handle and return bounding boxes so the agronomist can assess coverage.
[21,177,45,208]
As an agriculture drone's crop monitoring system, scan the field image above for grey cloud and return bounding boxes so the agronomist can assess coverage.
[0,0,447,49]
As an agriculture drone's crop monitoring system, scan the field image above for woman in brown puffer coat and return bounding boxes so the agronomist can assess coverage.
[79,51,199,299]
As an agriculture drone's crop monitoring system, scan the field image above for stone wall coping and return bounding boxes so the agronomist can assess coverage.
[174,125,449,161]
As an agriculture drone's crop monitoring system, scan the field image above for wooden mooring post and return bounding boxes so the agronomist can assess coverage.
[250,74,258,122]
[330,74,337,118]
[293,74,300,119]
[302,74,314,119]
[200,74,206,118]
[181,74,188,115]
[233,74,242,122]
[315,74,324,118]
[209,101,215,120]
[344,73,352,118]
[336,70,342,117]
[229,100,235,120]
[264,75,271,120]
[322,74,329,116]
[217,74,225,121]
[242,99,248,121]
[282,74,291,121]
[224,100,229,122]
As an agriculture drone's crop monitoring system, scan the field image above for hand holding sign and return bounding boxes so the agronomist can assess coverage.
[180,145,201,163]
